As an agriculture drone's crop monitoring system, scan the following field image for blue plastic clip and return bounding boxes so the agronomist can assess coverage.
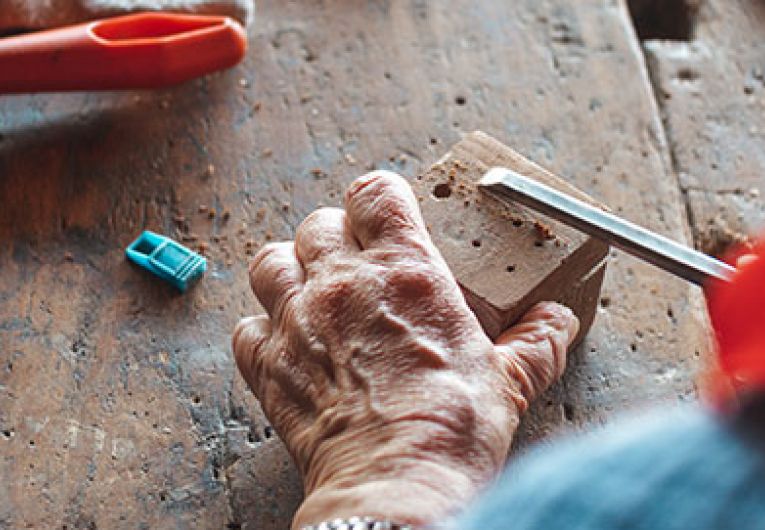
[126,230,207,291]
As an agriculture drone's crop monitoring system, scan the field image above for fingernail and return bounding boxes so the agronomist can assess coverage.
[560,306,579,346]
[541,302,578,345]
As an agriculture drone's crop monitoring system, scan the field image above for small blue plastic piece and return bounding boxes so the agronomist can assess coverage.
[126,230,207,291]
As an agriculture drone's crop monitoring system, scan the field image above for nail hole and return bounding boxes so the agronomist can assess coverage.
[264,426,274,439]
[676,68,699,82]
[2,429,13,439]
[630,343,638,352]
[600,297,611,308]
[247,429,261,444]
[455,95,467,106]
[430,137,438,145]
[506,265,516,273]
[471,239,482,248]
[512,219,523,227]
[432,183,452,199]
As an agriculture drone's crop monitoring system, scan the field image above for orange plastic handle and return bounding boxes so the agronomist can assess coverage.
[0,12,247,93]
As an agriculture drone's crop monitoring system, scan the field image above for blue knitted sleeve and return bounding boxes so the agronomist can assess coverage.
[454,403,765,530]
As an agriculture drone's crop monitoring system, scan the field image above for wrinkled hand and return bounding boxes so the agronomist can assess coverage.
[232,172,579,529]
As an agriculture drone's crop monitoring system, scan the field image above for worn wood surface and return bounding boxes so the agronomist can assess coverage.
[643,0,765,257]
[413,131,608,343]
[0,1,715,528]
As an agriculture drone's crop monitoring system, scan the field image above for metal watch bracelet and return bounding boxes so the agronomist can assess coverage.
[300,516,413,530]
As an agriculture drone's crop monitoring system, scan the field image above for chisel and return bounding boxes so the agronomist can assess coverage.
[479,167,736,286]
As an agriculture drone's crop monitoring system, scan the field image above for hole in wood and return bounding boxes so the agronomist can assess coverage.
[563,402,575,421]
[506,265,516,273]
[247,430,261,444]
[534,240,544,247]
[432,183,452,199]
[471,239,482,248]
[512,219,523,227]
[676,67,699,82]
[455,95,467,106]
[626,0,698,41]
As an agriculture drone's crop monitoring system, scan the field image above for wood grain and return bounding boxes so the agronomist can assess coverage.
[643,0,765,257]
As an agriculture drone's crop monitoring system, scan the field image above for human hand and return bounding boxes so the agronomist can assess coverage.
[233,171,579,529]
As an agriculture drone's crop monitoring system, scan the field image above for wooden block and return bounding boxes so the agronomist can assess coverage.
[413,131,609,346]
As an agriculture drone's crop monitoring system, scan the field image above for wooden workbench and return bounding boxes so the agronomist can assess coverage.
[4,0,760,527]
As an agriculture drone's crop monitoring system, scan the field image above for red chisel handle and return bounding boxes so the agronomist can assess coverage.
[0,12,247,93]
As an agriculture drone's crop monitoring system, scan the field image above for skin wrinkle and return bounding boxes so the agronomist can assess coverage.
[362,307,451,370]
[271,349,321,414]
[499,355,535,414]
[326,459,477,505]
[286,312,339,395]
[307,419,496,500]
[295,208,359,267]
[232,317,271,382]
[232,171,579,528]
[251,243,304,319]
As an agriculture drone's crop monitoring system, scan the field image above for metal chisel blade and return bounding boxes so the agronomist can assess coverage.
[478,167,736,286]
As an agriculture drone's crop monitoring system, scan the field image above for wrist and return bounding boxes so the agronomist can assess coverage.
[292,415,515,529]
[292,459,471,529]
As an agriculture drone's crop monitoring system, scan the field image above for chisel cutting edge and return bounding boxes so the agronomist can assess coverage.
[478,167,737,286]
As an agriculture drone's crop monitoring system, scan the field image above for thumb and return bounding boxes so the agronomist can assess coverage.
[494,302,579,413]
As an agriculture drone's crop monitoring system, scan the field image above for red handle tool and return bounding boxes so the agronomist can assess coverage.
[706,243,765,405]
[0,12,247,93]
